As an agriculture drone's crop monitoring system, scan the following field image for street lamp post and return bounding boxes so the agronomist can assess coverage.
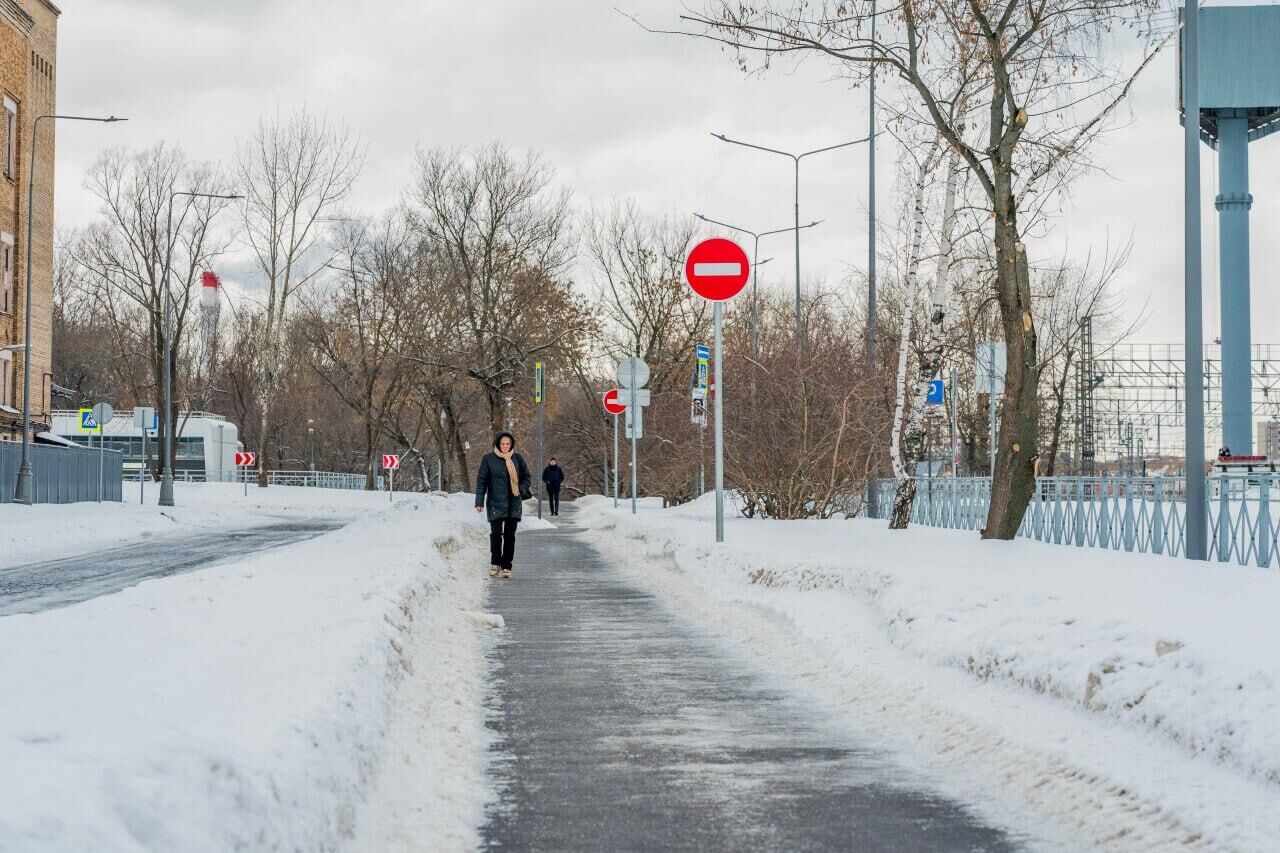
[711,131,873,352]
[1182,0,1207,560]
[13,114,125,505]
[693,213,820,362]
[307,419,315,479]
[158,190,242,507]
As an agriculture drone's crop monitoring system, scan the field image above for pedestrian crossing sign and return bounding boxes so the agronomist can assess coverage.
[77,408,99,433]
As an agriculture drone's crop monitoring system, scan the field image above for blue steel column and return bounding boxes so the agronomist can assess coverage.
[1215,115,1253,454]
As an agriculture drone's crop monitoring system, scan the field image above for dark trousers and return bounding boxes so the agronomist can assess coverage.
[489,518,518,568]
[547,487,561,515]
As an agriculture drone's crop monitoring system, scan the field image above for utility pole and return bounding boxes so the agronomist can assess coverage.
[867,0,878,372]
[1183,0,1207,560]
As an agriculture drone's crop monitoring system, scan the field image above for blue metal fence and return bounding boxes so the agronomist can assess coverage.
[0,441,123,504]
[870,475,1280,569]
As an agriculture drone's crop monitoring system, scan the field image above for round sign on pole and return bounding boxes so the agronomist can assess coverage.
[616,357,651,389]
[603,389,627,416]
[685,238,750,301]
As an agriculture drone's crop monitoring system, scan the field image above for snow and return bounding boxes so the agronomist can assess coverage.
[0,486,499,852]
[576,494,1280,851]
[0,482,403,568]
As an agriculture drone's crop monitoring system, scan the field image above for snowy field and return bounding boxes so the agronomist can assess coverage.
[576,495,1280,851]
[0,486,514,852]
[0,481,406,568]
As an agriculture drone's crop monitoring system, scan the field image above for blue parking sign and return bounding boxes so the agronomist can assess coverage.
[926,378,945,405]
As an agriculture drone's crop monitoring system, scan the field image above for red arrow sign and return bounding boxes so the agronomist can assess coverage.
[685,237,750,301]
[381,454,401,471]
[234,451,256,467]
[603,388,627,415]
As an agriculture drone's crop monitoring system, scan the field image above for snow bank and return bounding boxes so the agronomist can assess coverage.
[576,495,1280,851]
[0,492,493,852]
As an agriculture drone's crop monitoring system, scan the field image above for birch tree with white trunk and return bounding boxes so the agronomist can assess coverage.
[890,141,963,528]
[888,139,938,526]
[236,109,364,486]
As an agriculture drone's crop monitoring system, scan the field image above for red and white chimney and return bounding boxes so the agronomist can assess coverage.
[200,271,220,311]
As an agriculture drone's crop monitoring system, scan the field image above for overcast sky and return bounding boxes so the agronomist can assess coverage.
[51,0,1280,346]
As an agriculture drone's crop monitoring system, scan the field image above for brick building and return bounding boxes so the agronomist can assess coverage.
[0,0,57,442]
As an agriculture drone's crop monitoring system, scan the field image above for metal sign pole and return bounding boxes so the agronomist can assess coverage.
[244,461,248,497]
[141,429,146,504]
[537,401,544,519]
[950,363,959,476]
[630,356,638,514]
[988,344,997,479]
[98,424,104,503]
[714,302,725,543]
[390,466,394,504]
[613,414,619,509]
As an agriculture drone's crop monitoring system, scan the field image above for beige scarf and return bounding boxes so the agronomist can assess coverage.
[495,449,520,497]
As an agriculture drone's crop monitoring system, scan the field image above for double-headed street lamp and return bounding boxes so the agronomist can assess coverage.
[14,114,125,506]
[711,131,873,352]
[158,190,243,508]
[693,213,820,362]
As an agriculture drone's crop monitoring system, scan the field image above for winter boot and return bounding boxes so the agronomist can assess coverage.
[500,566,513,579]
[490,565,500,578]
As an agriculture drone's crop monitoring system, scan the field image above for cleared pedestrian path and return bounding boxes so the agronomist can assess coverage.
[481,505,1021,851]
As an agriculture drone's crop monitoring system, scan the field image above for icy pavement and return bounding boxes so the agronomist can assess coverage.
[482,506,1019,851]
[0,519,342,616]
[574,494,1280,851]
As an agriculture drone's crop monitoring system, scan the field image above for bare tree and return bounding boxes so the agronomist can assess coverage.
[587,201,709,393]
[237,108,364,487]
[72,143,233,469]
[410,144,584,434]
[1034,245,1136,475]
[669,0,1166,537]
[302,213,417,489]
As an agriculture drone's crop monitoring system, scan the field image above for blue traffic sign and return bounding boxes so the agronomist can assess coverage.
[926,378,945,405]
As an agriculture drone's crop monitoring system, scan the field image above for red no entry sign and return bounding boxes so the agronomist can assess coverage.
[234,451,256,467]
[602,388,627,415]
[685,237,750,301]
[381,454,401,471]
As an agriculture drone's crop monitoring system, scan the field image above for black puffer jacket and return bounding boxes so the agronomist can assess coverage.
[475,434,532,522]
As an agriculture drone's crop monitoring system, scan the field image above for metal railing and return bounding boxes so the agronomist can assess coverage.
[869,475,1280,569]
[173,470,381,490]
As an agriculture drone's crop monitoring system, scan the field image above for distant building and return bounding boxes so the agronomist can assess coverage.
[51,410,242,482]
[1258,421,1280,460]
[0,0,58,441]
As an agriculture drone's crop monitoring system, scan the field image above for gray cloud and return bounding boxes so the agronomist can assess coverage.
[51,0,1280,344]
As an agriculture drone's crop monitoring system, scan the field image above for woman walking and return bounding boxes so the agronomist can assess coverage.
[475,432,532,579]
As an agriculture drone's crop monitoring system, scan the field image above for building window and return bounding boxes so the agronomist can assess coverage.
[0,350,11,409]
[1,234,12,315]
[3,97,15,181]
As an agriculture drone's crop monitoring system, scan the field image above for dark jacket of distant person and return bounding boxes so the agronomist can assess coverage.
[542,463,565,490]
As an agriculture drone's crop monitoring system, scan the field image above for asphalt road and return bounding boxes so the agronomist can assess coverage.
[0,519,343,617]
[482,506,1021,852]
